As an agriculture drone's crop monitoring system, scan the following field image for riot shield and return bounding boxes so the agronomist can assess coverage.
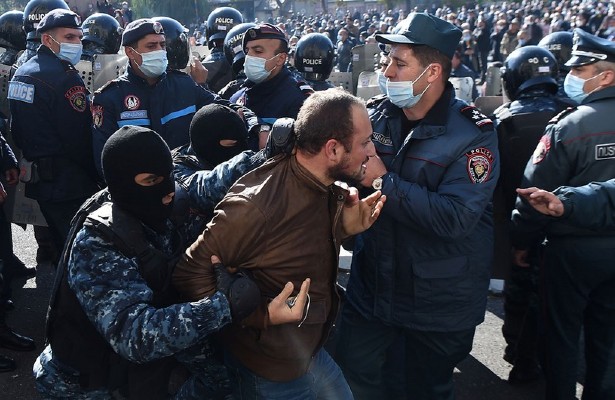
[356,70,381,100]
[350,43,379,95]
[449,77,475,103]
[484,63,503,96]
[75,53,127,93]
[327,72,353,93]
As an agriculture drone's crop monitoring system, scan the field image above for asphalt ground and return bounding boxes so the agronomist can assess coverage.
[1,225,584,399]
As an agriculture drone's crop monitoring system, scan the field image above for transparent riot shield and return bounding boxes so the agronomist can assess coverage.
[75,53,128,93]
[350,43,380,95]
[449,76,475,103]
[484,64,503,96]
[327,72,353,93]
[356,70,381,100]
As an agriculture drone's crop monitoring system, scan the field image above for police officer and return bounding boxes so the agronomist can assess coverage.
[231,23,313,149]
[9,9,99,258]
[80,12,122,60]
[92,18,260,177]
[0,116,35,374]
[0,11,26,68]
[494,45,574,384]
[336,13,499,400]
[538,31,573,99]
[450,44,479,101]
[34,125,271,398]
[510,29,615,399]
[294,33,336,91]
[218,22,255,100]
[203,7,242,93]
[14,0,70,69]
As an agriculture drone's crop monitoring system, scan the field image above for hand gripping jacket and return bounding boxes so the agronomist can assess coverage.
[46,189,183,393]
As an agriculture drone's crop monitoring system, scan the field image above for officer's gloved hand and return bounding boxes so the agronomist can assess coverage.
[213,260,260,322]
[263,118,296,158]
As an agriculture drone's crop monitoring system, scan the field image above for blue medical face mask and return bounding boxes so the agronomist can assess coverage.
[385,64,432,109]
[244,53,280,84]
[564,71,603,104]
[131,48,168,78]
[48,35,83,65]
[377,71,388,94]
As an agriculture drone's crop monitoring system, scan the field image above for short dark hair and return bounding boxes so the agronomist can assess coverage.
[275,40,289,54]
[411,44,452,81]
[295,89,365,155]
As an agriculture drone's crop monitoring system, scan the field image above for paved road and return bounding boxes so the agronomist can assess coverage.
[1,225,584,399]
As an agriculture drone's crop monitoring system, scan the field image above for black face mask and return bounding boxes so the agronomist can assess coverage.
[190,104,248,168]
[102,126,175,232]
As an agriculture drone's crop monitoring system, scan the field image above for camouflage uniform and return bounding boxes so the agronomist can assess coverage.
[34,150,266,399]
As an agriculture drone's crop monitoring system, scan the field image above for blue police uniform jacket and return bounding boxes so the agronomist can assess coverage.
[9,45,98,202]
[551,179,615,230]
[230,67,312,125]
[346,84,500,332]
[91,65,255,176]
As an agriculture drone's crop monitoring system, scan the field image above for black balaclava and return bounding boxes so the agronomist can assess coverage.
[102,126,175,232]
[189,104,248,168]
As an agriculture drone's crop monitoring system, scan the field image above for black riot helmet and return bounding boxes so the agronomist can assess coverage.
[0,11,26,51]
[538,31,573,74]
[152,17,190,70]
[23,0,70,41]
[224,22,256,75]
[294,33,335,81]
[81,13,122,56]
[206,7,243,49]
[501,45,558,101]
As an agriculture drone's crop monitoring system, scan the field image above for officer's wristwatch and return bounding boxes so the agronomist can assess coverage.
[372,176,383,190]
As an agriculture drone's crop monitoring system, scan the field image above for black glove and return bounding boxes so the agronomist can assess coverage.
[213,262,260,322]
[263,118,296,158]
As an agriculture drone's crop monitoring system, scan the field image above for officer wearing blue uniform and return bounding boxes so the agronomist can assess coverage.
[510,28,615,400]
[9,9,99,256]
[230,23,313,149]
[91,19,259,177]
[494,45,576,384]
[336,13,499,400]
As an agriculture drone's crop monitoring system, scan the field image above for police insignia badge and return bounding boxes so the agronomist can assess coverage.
[65,86,87,112]
[153,21,163,34]
[92,105,103,127]
[532,135,551,164]
[124,95,140,110]
[466,147,494,184]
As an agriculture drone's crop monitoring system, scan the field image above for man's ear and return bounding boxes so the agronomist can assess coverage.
[324,138,341,161]
[276,52,287,67]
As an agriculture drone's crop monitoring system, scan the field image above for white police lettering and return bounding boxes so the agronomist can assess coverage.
[303,58,322,65]
[28,13,46,21]
[215,18,234,24]
[7,81,35,104]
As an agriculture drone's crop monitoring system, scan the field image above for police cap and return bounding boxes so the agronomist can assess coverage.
[242,23,287,51]
[36,9,81,34]
[565,28,615,67]
[121,18,164,46]
[376,13,462,59]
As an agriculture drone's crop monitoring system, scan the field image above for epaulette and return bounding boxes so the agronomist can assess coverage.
[60,59,76,72]
[459,105,494,133]
[296,79,314,96]
[548,106,577,124]
[94,79,119,95]
[366,94,387,107]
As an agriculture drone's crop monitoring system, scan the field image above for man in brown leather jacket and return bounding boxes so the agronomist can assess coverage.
[173,89,386,399]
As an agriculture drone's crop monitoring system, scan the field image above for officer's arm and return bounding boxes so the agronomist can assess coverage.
[68,225,232,363]
[181,150,265,214]
[91,94,119,178]
[552,179,615,230]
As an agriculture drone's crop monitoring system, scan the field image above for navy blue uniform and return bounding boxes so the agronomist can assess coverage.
[92,66,257,176]
[9,45,99,252]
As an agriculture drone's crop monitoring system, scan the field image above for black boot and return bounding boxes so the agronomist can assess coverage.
[0,353,16,372]
[0,324,35,351]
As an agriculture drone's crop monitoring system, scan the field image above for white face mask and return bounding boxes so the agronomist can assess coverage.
[244,53,279,84]
[131,48,168,78]
[377,70,388,94]
[385,64,432,109]
[563,72,603,104]
[48,35,83,65]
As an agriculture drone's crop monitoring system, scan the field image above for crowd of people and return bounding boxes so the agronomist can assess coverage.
[0,0,614,399]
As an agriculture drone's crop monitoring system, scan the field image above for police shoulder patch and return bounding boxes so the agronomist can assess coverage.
[459,105,494,133]
[548,106,577,124]
[465,147,494,184]
[65,85,87,112]
[92,105,104,128]
[532,134,551,164]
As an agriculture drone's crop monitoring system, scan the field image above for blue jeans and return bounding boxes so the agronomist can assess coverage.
[225,348,354,400]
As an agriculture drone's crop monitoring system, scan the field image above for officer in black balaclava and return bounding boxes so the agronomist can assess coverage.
[102,125,175,232]
[189,104,248,169]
